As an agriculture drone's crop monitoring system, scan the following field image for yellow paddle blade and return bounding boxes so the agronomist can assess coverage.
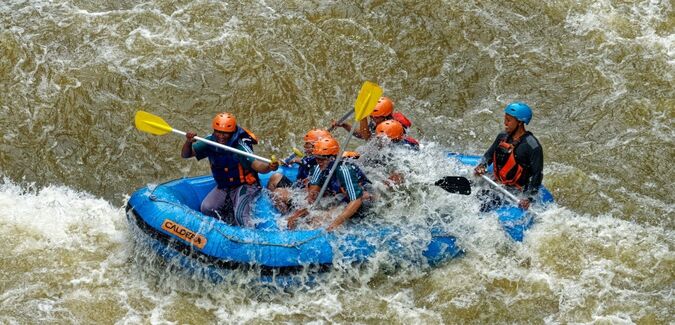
[353,81,383,122]
[292,147,305,158]
[135,110,173,135]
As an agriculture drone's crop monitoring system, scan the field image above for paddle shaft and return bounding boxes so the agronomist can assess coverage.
[481,174,519,203]
[312,84,379,207]
[312,126,355,208]
[327,110,354,132]
[173,129,272,164]
[284,110,354,164]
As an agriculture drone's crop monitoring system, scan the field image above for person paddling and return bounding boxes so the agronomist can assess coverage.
[266,128,332,213]
[374,119,419,150]
[473,102,543,211]
[370,119,420,187]
[287,137,371,231]
[332,96,412,140]
[182,112,279,226]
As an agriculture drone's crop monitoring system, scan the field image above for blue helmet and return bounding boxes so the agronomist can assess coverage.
[504,102,532,124]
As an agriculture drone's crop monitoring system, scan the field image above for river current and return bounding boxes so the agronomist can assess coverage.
[0,0,672,323]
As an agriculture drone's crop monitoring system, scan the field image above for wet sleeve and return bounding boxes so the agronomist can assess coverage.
[523,143,544,198]
[308,165,325,187]
[337,165,363,201]
[480,133,503,166]
[192,136,211,160]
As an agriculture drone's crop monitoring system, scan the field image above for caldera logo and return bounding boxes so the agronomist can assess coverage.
[161,219,207,249]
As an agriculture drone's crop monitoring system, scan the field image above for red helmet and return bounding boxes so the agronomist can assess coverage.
[371,97,394,117]
[375,119,405,140]
[303,129,332,143]
[212,113,237,132]
[312,137,340,156]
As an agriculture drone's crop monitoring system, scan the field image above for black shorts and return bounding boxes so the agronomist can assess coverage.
[273,175,294,189]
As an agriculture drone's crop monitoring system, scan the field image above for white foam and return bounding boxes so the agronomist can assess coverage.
[0,178,127,250]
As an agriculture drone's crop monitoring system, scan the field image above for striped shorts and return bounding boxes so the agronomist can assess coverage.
[200,184,261,227]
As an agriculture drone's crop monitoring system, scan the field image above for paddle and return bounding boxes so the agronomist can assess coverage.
[435,174,519,204]
[434,176,471,195]
[328,110,356,132]
[479,174,519,203]
[134,110,275,164]
[283,147,305,165]
[313,81,383,207]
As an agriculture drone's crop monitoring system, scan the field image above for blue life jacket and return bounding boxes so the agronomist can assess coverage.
[296,156,317,182]
[199,127,259,189]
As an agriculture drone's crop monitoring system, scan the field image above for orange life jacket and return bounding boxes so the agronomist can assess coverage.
[493,140,525,188]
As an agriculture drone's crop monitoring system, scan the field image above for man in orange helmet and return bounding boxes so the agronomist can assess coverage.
[368,119,420,187]
[182,112,279,226]
[266,128,332,213]
[287,137,371,231]
[332,96,413,140]
[374,119,419,150]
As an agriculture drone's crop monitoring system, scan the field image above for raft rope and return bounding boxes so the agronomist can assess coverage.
[147,185,325,248]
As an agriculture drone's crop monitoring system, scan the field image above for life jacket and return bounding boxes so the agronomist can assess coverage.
[391,112,412,128]
[492,134,527,188]
[296,156,317,182]
[369,112,412,134]
[401,136,419,150]
[207,127,260,189]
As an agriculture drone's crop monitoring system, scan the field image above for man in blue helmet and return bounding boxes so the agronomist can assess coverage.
[474,102,543,211]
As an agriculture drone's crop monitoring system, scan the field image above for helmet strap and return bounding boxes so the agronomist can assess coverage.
[510,122,526,139]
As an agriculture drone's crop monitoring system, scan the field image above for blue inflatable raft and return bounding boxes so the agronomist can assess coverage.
[125,154,553,281]
[447,153,554,241]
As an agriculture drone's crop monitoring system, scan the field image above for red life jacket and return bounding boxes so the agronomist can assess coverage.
[493,139,525,188]
[368,112,413,133]
[391,112,412,128]
[403,136,418,145]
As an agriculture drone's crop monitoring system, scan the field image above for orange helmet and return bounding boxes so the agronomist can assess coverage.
[342,151,361,159]
[212,113,237,132]
[371,97,394,117]
[303,129,332,143]
[375,119,405,141]
[312,137,340,156]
